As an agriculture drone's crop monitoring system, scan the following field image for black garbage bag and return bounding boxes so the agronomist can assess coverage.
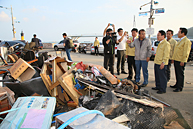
[94,90,123,119]
[4,77,50,98]
[79,96,101,110]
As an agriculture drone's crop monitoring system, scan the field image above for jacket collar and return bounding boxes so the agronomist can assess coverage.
[168,37,173,42]
[138,37,145,41]
[160,38,166,44]
[179,36,186,42]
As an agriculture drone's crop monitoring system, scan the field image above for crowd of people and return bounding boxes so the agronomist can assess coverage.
[102,23,192,94]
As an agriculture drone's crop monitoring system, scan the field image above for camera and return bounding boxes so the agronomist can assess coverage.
[107,32,117,42]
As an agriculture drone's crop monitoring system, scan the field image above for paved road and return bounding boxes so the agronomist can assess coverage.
[43,49,193,128]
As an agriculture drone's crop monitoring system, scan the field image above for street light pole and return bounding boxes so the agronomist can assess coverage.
[148,0,154,39]
[10,5,16,39]
[0,5,16,40]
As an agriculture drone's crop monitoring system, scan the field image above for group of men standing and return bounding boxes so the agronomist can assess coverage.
[102,23,192,94]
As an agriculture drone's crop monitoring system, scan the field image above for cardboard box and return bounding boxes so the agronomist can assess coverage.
[0,87,15,113]
[9,58,36,82]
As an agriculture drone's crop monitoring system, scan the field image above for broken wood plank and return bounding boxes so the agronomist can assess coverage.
[52,59,64,97]
[55,58,66,63]
[61,62,68,72]
[73,88,83,96]
[7,55,16,63]
[63,91,70,102]
[67,102,78,107]
[40,74,52,95]
[77,78,141,99]
[57,62,66,73]
[50,81,60,90]
[77,79,164,109]
[58,73,80,105]
[60,66,77,80]
[112,114,130,123]
[57,86,65,102]
[56,97,66,105]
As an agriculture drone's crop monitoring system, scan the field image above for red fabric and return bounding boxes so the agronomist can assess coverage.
[75,62,86,72]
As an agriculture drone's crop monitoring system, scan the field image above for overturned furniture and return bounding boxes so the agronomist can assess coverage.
[40,57,80,107]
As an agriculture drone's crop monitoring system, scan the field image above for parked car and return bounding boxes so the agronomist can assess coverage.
[54,40,64,51]
[150,40,160,60]
[0,40,26,48]
[39,39,43,49]
[91,42,104,55]
[72,40,80,52]
[91,42,118,55]
[54,40,80,51]
[0,40,26,62]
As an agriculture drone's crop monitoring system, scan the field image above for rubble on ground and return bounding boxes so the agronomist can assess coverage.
[0,56,184,129]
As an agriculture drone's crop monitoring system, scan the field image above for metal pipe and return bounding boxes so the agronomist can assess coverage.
[142,92,171,107]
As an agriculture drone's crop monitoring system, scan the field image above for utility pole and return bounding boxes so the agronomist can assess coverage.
[0,5,17,40]
[139,1,164,39]
[148,0,154,39]
[11,5,16,39]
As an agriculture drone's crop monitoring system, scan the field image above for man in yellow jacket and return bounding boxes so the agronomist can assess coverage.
[166,30,177,82]
[170,28,192,92]
[126,28,138,80]
[152,30,170,94]
[94,37,100,56]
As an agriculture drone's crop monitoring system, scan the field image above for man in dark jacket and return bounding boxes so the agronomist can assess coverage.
[102,28,119,75]
[63,33,72,61]
[31,34,40,48]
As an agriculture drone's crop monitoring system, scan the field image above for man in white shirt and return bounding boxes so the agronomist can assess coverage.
[117,28,128,75]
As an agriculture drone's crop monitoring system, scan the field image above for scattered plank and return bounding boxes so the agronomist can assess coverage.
[58,73,80,105]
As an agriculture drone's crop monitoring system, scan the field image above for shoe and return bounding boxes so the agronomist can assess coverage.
[140,84,147,87]
[173,88,182,92]
[121,71,127,74]
[117,71,120,75]
[152,87,159,90]
[127,76,132,80]
[170,85,177,88]
[133,81,140,85]
[157,91,166,94]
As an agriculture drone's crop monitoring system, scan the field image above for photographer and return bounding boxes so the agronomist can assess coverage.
[103,23,115,37]
[102,28,118,75]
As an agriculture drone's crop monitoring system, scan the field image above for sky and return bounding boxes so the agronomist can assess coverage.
[0,0,193,42]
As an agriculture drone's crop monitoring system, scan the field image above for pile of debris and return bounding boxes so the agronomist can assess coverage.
[0,56,182,129]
